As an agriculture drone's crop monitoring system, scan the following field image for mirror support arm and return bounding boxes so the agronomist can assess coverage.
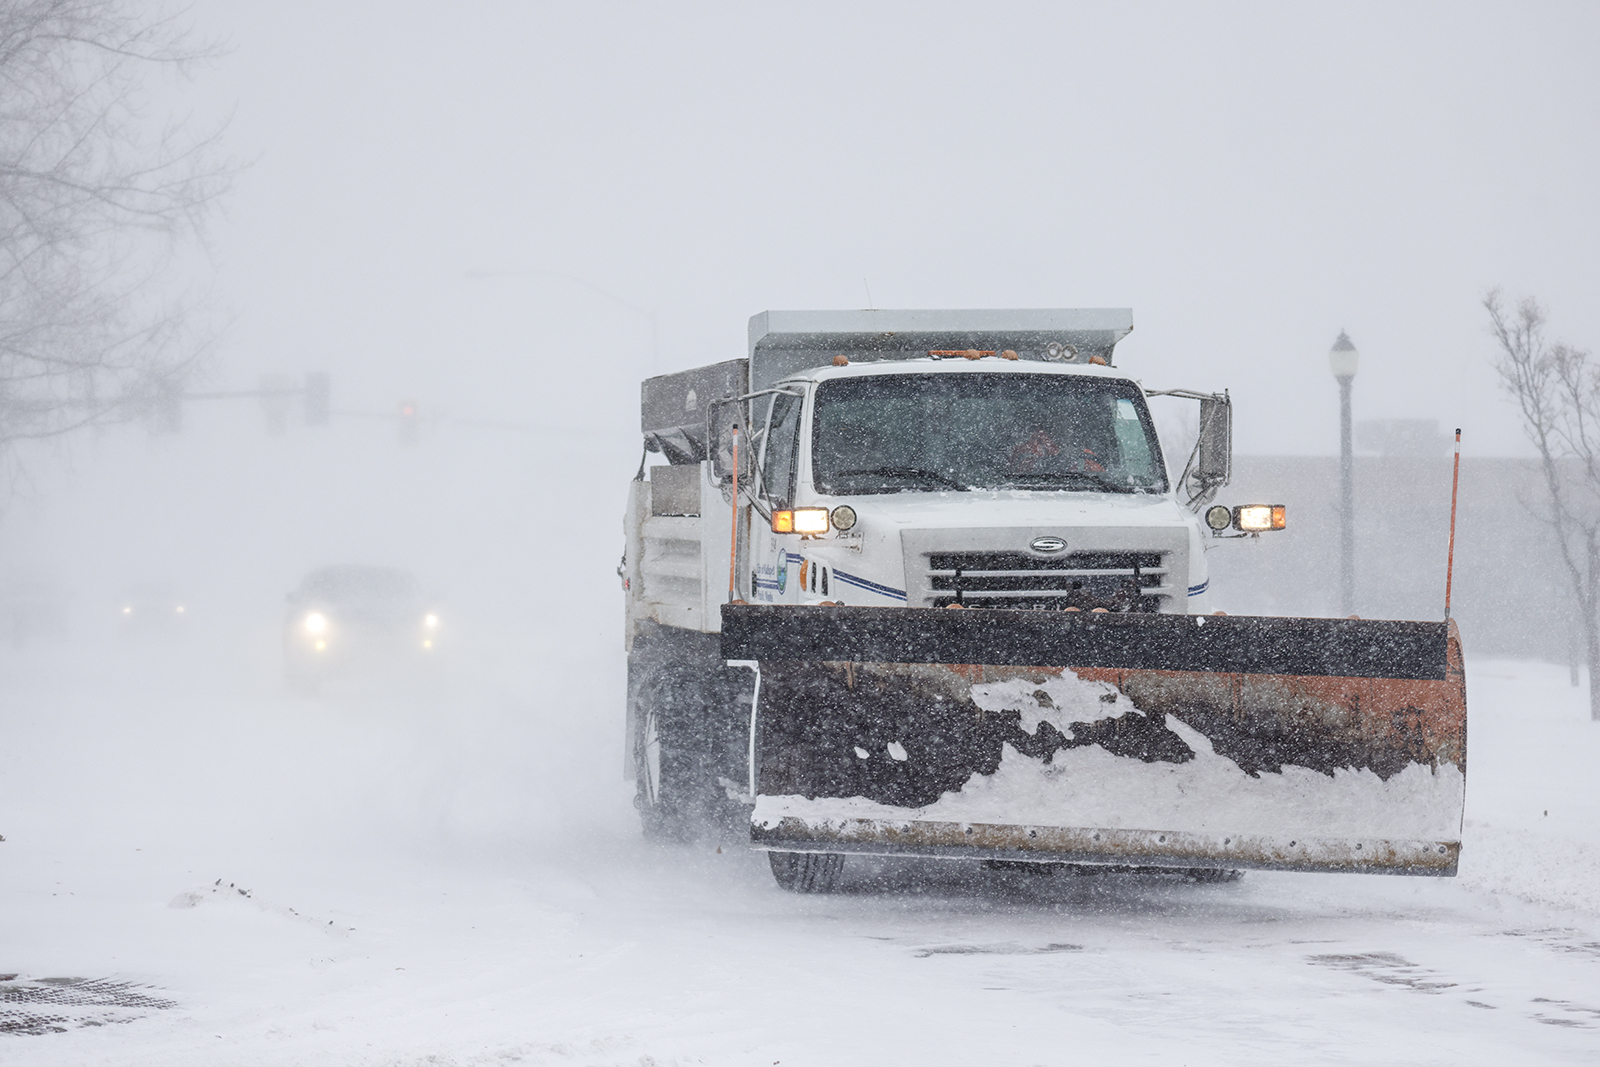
[1147,388,1232,511]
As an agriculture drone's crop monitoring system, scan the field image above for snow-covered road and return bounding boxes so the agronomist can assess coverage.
[3,620,1598,1065]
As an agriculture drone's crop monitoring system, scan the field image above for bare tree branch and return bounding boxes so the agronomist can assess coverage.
[0,0,230,451]
[1488,288,1600,720]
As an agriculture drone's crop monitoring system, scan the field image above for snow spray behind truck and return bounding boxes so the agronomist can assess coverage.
[620,309,1466,892]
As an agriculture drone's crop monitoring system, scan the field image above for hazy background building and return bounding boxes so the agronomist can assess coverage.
[1210,455,1571,664]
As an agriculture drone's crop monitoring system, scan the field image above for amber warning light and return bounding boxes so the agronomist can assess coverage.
[772,508,831,535]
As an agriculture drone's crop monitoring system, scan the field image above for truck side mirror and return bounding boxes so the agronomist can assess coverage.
[1196,393,1231,486]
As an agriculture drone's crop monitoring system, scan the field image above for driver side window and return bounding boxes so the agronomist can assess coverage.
[761,392,803,508]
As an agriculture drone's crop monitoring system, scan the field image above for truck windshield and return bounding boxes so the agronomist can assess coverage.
[812,373,1167,495]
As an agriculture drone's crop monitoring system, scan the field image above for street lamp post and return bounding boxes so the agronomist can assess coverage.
[1329,330,1360,616]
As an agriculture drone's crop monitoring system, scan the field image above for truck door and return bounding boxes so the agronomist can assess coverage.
[753,390,804,604]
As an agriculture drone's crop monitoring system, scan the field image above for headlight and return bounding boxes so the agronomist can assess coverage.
[793,508,830,535]
[1233,504,1287,532]
[423,614,439,629]
[304,611,328,634]
[830,505,857,532]
[1204,505,1232,531]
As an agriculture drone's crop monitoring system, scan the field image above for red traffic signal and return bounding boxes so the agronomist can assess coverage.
[399,401,419,445]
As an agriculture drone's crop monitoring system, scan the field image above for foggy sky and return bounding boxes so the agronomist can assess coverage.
[180,1,1600,458]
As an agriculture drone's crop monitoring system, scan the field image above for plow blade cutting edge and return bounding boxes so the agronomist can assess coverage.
[721,605,1466,876]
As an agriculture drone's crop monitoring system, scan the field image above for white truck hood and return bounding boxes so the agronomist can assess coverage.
[841,489,1194,532]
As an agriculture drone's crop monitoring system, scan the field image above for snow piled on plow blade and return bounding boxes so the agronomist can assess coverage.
[752,738,1463,874]
[729,605,1467,875]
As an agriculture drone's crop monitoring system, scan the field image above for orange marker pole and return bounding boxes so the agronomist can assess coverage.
[1444,428,1461,621]
[727,423,740,603]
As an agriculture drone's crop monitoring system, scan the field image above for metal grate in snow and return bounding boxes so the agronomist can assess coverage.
[0,975,176,1036]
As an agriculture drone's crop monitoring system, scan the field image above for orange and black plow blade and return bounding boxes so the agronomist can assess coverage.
[721,605,1466,876]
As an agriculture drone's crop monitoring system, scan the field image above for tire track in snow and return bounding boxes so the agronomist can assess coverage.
[1306,947,1600,1032]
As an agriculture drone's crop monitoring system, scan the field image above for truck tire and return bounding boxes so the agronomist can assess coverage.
[634,702,669,835]
[629,623,752,841]
[768,850,845,893]
[634,688,726,840]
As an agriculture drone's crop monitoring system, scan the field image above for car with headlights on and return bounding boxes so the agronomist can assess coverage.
[116,580,189,636]
[283,565,441,691]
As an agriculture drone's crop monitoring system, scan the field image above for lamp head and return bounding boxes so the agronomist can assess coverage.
[1329,330,1359,380]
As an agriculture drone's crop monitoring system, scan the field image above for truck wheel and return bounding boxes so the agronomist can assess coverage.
[633,697,684,840]
[633,703,678,839]
[768,850,844,893]
[632,672,724,840]
[629,625,753,842]
[638,706,662,808]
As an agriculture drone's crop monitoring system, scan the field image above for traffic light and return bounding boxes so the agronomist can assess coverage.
[305,372,330,427]
[399,401,419,445]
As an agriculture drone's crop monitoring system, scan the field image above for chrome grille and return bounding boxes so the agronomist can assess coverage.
[926,550,1167,611]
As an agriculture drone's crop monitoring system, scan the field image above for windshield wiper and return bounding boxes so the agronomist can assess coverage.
[831,466,968,490]
[998,471,1140,493]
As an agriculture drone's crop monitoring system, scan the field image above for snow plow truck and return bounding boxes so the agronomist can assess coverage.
[620,309,1466,892]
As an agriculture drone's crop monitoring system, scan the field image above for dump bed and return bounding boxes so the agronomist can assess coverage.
[748,308,1134,390]
[639,309,1137,466]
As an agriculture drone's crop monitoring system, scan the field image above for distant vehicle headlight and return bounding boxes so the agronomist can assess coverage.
[423,613,439,629]
[304,611,328,634]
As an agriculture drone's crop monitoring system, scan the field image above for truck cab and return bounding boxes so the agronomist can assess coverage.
[738,356,1211,616]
